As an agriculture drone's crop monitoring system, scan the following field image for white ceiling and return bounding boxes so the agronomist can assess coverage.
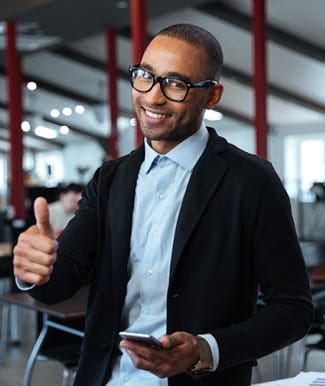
[0,0,324,153]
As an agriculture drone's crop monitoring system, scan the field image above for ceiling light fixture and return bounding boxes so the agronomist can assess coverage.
[62,107,72,116]
[27,81,37,91]
[130,117,137,127]
[50,108,60,118]
[35,125,58,139]
[21,121,31,132]
[75,105,85,114]
[60,125,70,135]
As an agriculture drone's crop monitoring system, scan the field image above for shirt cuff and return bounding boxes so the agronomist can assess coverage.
[198,333,219,371]
[15,277,36,291]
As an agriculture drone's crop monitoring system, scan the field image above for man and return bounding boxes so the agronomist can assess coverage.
[13,24,313,386]
[48,183,83,237]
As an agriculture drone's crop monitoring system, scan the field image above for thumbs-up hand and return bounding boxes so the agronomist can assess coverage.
[34,196,55,238]
[13,197,58,285]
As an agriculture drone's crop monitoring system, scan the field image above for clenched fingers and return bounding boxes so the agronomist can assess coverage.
[13,225,58,285]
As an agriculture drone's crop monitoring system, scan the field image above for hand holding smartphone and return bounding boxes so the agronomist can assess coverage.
[119,331,163,348]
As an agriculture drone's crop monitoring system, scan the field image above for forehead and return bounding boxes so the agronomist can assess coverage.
[141,35,206,78]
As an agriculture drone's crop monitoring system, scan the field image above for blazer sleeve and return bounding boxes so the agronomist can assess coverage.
[28,166,103,304]
[213,163,313,371]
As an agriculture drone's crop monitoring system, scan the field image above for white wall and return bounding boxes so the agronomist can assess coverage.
[62,140,105,184]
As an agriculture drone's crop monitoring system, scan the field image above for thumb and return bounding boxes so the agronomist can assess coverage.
[34,196,54,238]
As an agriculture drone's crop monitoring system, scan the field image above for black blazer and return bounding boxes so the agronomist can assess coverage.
[30,128,313,386]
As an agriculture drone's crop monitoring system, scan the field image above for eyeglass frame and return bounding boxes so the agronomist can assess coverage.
[128,65,219,102]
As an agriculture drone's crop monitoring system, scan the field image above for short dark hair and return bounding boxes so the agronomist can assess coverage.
[155,23,223,80]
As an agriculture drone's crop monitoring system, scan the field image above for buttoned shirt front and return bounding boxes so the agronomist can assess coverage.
[107,125,211,386]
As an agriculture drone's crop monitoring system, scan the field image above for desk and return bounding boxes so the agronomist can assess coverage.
[0,286,88,386]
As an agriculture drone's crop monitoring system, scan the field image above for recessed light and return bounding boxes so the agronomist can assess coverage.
[62,107,72,116]
[75,105,85,114]
[60,125,70,135]
[21,121,31,132]
[50,108,60,118]
[27,81,37,91]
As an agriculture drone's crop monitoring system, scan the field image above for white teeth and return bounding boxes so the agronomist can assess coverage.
[145,109,168,119]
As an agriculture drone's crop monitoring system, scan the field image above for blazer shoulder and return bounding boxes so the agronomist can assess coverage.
[207,128,278,183]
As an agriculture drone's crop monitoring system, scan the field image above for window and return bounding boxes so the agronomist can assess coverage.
[0,154,7,192]
[284,135,325,201]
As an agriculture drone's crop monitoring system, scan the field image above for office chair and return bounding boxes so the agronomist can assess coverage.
[0,215,21,347]
[33,314,84,386]
[301,289,325,370]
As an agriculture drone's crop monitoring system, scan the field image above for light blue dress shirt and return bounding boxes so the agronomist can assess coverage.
[107,124,218,386]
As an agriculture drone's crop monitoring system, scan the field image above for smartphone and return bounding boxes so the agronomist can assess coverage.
[119,331,162,348]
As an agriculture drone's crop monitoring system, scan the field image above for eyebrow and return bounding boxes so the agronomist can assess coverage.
[139,63,191,82]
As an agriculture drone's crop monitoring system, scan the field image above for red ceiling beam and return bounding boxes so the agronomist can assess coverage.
[131,0,147,147]
[6,20,26,219]
[253,0,268,159]
[106,27,119,159]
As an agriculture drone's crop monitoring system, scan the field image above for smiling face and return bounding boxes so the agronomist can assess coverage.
[132,35,223,154]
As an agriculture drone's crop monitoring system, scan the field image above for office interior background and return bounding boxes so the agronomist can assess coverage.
[0,0,324,384]
[0,0,324,239]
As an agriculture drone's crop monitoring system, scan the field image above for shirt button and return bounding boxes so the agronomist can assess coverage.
[146,269,153,276]
[123,375,130,381]
[152,230,159,236]
[159,193,166,200]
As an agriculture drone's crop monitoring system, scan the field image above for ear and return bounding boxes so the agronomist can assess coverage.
[205,83,224,109]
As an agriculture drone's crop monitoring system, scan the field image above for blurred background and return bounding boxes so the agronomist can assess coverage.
[0,1,325,385]
[0,1,324,233]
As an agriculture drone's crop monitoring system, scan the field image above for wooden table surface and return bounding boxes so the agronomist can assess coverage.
[0,286,88,319]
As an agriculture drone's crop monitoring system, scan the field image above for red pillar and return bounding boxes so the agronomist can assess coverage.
[253,0,268,159]
[106,27,119,159]
[6,21,26,219]
[130,0,147,147]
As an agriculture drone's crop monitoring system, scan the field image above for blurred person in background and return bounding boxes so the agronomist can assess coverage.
[48,183,83,238]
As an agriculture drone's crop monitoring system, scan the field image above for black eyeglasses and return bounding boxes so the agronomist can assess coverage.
[128,65,218,102]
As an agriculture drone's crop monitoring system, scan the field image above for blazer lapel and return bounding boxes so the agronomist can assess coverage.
[108,146,144,272]
[169,130,229,279]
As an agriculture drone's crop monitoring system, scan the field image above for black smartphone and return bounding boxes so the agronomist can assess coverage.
[119,331,162,348]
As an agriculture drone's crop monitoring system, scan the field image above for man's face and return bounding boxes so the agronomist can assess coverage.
[132,35,222,154]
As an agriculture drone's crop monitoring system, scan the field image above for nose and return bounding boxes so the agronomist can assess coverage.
[144,81,167,104]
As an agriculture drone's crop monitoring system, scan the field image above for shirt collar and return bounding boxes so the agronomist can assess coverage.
[142,123,209,174]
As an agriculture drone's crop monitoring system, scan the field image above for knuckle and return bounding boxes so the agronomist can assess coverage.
[13,244,24,256]
[44,255,54,266]
[47,240,58,254]
[13,255,25,269]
